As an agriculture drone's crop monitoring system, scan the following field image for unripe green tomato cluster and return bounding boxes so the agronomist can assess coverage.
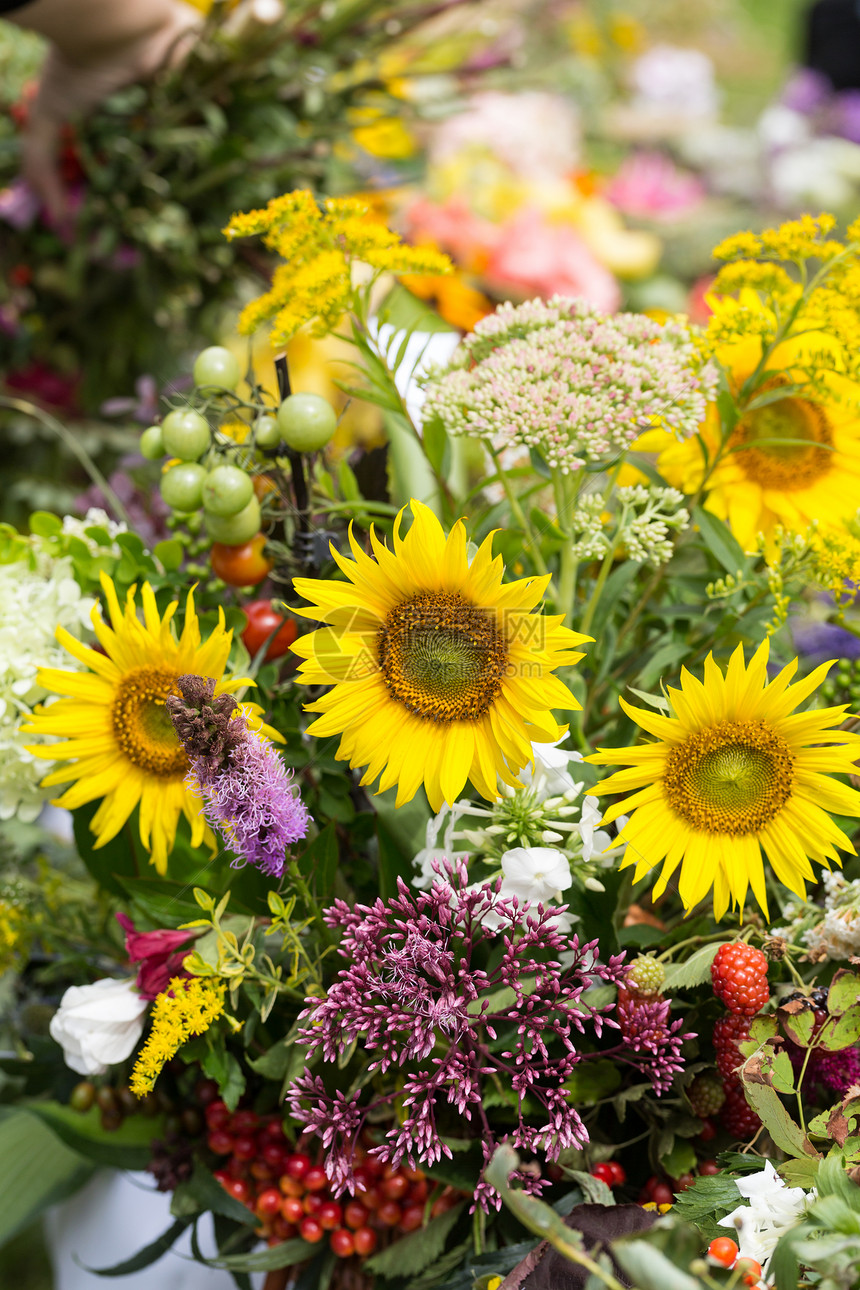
[276,393,337,452]
[193,346,242,391]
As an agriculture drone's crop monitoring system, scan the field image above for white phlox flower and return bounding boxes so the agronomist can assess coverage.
[718,1160,814,1274]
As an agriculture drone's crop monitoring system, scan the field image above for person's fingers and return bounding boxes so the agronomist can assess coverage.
[20,109,67,224]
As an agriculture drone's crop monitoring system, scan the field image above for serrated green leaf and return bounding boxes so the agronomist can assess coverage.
[827,970,860,1015]
[663,942,725,991]
[818,1004,860,1051]
[671,1174,742,1240]
[779,1007,815,1047]
[562,1170,614,1205]
[364,1203,466,1278]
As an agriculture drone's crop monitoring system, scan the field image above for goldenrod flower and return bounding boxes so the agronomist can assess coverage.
[24,574,276,875]
[223,190,451,347]
[291,501,589,811]
[130,977,225,1097]
[589,640,860,919]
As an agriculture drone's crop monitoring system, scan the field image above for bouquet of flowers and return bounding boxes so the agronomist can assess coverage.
[2,197,860,1290]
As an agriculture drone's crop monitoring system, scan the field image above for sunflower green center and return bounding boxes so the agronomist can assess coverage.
[731,377,833,490]
[663,719,794,835]
[377,593,508,722]
[111,665,188,778]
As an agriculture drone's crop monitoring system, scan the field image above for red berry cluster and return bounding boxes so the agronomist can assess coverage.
[714,1014,762,1138]
[590,1161,626,1189]
[711,944,769,1016]
[205,1097,447,1259]
[710,944,769,1140]
[637,1159,720,1207]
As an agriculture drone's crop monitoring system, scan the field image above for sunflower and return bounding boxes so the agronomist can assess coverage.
[588,640,860,919]
[633,309,860,551]
[24,573,275,874]
[291,501,589,811]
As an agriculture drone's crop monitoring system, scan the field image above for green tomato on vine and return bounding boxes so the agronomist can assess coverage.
[193,346,242,392]
[161,409,211,461]
[276,393,337,452]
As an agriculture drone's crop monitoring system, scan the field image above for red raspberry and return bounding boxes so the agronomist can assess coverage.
[713,1014,753,1081]
[711,944,769,1016]
[687,1072,726,1117]
[721,1082,761,1139]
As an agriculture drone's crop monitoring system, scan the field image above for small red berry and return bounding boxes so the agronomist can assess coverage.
[708,1236,738,1267]
[318,1201,343,1231]
[299,1216,324,1244]
[225,1178,252,1206]
[330,1228,355,1258]
[207,1131,234,1155]
[304,1166,329,1192]
[256,1188,283,1218]
[344,1201,369,1230]
[285,1152,311,1181]
[355,1183,381,1210]
[281,1196,305,1224]
[650,1183,674,1206]
[736,1256,763,1285]
[675,1173,694,1192]
[303,1193,324,1216]
[399,1204,425,1232]
[711,943,769,1016]
[698,1117,717,1142]
[279,1175,304,1197]
[232,1134,257,1161]
[205,1101,231,1130]
[353,1226,377,1257]
[698,1160,720,1176]
[382,1173,409,1200]
[250,1160,275,1181]
[377,1200,402,1226]
[262,1142,289,1170]
[409,1178,429,1203]
[605,1162,626,1186]
[590,1163,615,1186]
[230,1110,260,1134]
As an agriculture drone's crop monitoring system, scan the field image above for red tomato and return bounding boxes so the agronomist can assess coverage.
[241,600,298,661]
[210,534,272,587]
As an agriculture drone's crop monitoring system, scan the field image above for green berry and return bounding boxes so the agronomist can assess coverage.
[161,462,207,511]
[161,408,211,461]
[254,413,281,449]
[139,425,164,460]
[626,955,665,996]
[202,464,254,517]
[687,1073,726,1118]
[193,345,242,391]
[204,495,262,545]
[69,1080,96,1113]
[276,392,337,453]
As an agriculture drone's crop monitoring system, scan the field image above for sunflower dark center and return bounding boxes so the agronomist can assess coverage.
[664,719,794,835]
[377,593,508,722]
[111,665,188,777]
[730,377,833,490]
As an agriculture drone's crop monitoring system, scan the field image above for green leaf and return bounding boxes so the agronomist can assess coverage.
[740,1076,817,1160]
[295,823,338,904]
[198,1238,317,1272]
[663,942,726,991]
[83,1219,191,1276]
[153,538,184,571]
[170,1161,258,1227]
[671,1174,743,1240]
[561,1170,614,1206]
[72,801,143,896]
[25,1101,164,1170]
[660,1138,697,1180]
[29,510,63,537]
[818,1004,860,1051]
[769,1230,801,1290]
[612,1240,701,1290]
[200,1044,246,1112]
[779,1006,815,1047]
[827,970,860,1015]
[771,1049,796,1095]
[363,1203,466,1278]
[0,1109,94,1247]
[564,1059,622,1104]
[422,416,451,478]
[692,506,747,576]
[636,641,690,693]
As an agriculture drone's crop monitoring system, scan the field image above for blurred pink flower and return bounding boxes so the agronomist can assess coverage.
[606,152,705,221]
[485,209,620,311]
[0,179,39,230]
[402,195,498,268]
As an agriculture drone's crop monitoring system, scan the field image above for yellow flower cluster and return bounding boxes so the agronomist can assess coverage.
[223,190,451,347]
[712,213,842,263]
[130,977,225,1098]
[0,899,27,973]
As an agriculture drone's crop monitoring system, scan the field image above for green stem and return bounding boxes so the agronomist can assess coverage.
[579,531,623,639]
[287,860,331,944]
[553,471,579,628]
[0,396,132,527]
[486,443,552,583]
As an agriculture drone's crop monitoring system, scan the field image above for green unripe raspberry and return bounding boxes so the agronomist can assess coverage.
[687,1073,725,1118]
[626,955,665,996]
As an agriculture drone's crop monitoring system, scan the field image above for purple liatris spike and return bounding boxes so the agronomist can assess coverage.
[166,675,309,876]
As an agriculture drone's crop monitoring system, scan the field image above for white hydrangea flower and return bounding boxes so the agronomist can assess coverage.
[718,1160,814,1273]
[61,507,127,552]
[0,552,94,822]
[804,871,860,960]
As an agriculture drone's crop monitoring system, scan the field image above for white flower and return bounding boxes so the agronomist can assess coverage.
[49,978,149,1076]
[518,736,584,802]
[0,552,94,822]
[61,508,127,550]
[499,846,572,902]
[413,801,470,889]
[718,1160,814,1273]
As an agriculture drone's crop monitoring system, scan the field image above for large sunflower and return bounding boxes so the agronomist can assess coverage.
[636,316,860,551]
[291,501,589,810]
[588,640,860,919]
[24,573,275,874]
